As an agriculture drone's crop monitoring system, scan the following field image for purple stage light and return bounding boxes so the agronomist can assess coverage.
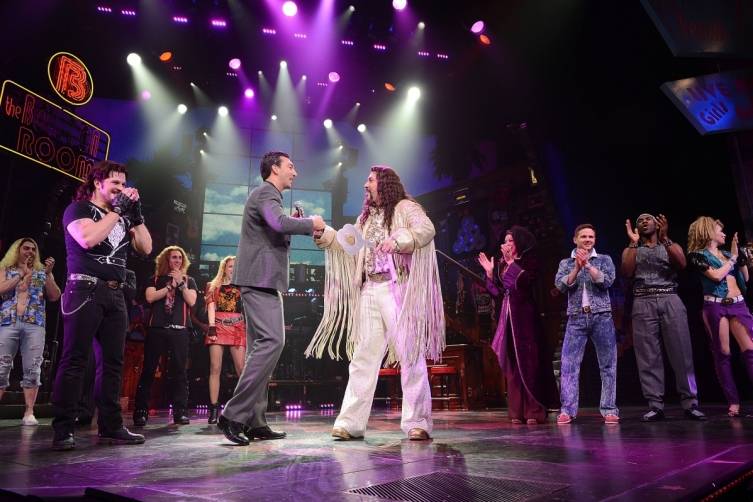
[417,51,430,57]
[282,1,298,17]
[121,9,136,16]
[293,33,307,39]
[328,71,340,83]
[228,58,241,70]
[316,82,328,87]
[96,6,112,13]
[262,28,277,35]
[140,90,151,101]
[393,0,407,11]
[373,44,387,51]
[244,88,255,99]
[172,65,182,71]
[436,53,449,59]
[210,18,227,28]
[226,72,237,77]
[341,39,354,46]
[172,15,188,24]
[470,20,485,34]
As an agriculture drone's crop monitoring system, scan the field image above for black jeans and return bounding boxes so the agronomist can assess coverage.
[52,279,128,435]
[134,327,189,412]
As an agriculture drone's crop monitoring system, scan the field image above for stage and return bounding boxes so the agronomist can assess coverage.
[0,406,752,501]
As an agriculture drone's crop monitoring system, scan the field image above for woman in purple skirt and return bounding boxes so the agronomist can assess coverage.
[687,216,753,417]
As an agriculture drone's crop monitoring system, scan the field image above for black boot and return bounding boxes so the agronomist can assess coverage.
[173,409,190,425]
[208,403,219,424]
[133,409,148,427]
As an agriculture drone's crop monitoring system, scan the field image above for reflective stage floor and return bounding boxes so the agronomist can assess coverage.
[1,406,752,501]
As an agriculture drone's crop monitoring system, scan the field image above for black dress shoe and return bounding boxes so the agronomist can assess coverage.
[52,432,76,451]
[641,407,665,422]
[247,426,286,440]
[684,405,707,421]
[173,410,190,425]
[218,415,250,445]
[133,409,148,427]
[98,427,146,445]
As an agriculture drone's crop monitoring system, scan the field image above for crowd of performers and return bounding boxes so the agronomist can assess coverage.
[0,155,752,450]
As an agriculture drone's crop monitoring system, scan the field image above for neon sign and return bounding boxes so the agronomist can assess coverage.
[47,52,94,106]
[0,80,110,181]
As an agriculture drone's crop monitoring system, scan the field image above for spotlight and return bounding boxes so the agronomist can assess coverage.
[337,162,343,167]
[140,90,151,101]
[323,118,333,129]
[228,58,241,70]
[349,5,355,12]
[479,34,491,45]
[199,149,205,155]
[218,106,229,116]
[177,104,188,114]
[159,51,173,62]
[384,82,396,92]
[357,123,366,132]
[393,0,407,11]
[244,88,255,99]
[280,60,287,68]
[202,132,208,137]
[328,71,340,83]
[302,75,307,80]
[257,70,263,76]
[407,86,421,101]
[271,114,278,121]
[189,82,195,86]
[356,102,361,106]
[470,20,485,34]
[126,53,141,66]
[418,21,425,29]
[282,1,297,17]
[210,18,227,28]
[338,145,343,150]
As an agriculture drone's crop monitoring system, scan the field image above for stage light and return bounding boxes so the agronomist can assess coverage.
[140,90,151,101]
[121,9,136,16]
[177,104,187,114]
[418,21,425,29]
[323,118,333,129]
[271,114,278,120]
[407,86,421,101]
[373,44,387,51]
[349,5,355,12]
[172,15,188,24]
[199,149,205,155]
[203,131,208,137]
[159,51,173,62]
[393,0,407,11]
[244,88,255,99]
[436,53,449,59]
[262,28,277,35]
[357,123,366,132]
[356,102,361,107]
[302,75,307,80]
[126,53,141,66]
[384,82,396,92]
[280,60,287,68]
[210,18,227,28]
[257,70,263,76]
[282,1,298,17]
[479,34,491,45]
[96,6,112,13]
[417,51,430,57]
[337,161,343,167]
[293,33,307,39]
[218,106,229,116]
[189,82,195,86]
[471,20,485,34]
[338,145,343,150]
[228,58,241,70]
[328,72,340,83]
[341,39,354,46]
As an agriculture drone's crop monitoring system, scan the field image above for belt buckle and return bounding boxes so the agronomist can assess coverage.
[582,305,592,314]
[721,297,734,306]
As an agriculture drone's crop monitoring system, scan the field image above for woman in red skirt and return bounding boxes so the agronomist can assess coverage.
[205,256,246,424]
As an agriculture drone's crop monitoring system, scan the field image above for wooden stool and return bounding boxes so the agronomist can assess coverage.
[429,365,461,410]
[377,367,401,410]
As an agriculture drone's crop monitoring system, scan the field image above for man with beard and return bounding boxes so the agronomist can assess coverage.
[306,165,445,441]
[621,213,706,422]
[52,160,152,450]
[217,151,324,445]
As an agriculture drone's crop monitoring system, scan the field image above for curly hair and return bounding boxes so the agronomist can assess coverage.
[687,216,722,253]
[154,246,191,277]
[206,255,235,300]
[358,166,415,232]
[0,238,44,271]
[506,226,537,257]
[74,160,128,202]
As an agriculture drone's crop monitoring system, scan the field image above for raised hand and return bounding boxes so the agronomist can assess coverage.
[44,257,55,274]
[656,213,669,241]
[625,219,639,244]
[501,242,515,264]
[731,232,739,260]
[168,269,182,287]
[478,252,495,276]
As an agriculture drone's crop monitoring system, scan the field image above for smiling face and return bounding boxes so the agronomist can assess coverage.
[17,240,37,267]
[500,233,517,257]
[273,156,297,190]
[712,223,726,246]
[224,258,235,279]
[364,171,379,205]
[574,227,596,251]
[168,250,184,271]
[93,171,127,207]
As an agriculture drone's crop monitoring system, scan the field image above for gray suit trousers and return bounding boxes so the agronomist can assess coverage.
[222,286,285,428]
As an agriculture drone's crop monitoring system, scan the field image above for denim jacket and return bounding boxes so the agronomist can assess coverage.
[554,249,615,315]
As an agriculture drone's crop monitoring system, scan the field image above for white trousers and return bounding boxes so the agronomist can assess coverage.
[334,281,433,436]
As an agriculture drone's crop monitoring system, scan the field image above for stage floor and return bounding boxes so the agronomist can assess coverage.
[0,406,752,501]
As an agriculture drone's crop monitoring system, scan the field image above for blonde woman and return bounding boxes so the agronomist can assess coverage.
[0,238,60,425]
[205,256,246,424]
[688,217,753,417]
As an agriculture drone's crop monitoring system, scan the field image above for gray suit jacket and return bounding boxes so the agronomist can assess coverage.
[232,181,314,292]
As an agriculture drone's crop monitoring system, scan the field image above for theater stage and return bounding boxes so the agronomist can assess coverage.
[0,406,752,501]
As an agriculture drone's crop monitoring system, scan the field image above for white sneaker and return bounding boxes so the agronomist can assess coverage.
[21,414,39,426]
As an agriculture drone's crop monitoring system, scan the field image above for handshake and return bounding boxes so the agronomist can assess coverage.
[111,187,144,226]
[310,215,325,238]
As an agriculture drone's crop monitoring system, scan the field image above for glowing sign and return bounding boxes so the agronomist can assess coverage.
[47,52,94,106]
[661,70,753,135]
[0,80,110,181]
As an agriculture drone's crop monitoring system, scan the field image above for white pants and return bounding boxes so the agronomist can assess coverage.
[334,281,433,436]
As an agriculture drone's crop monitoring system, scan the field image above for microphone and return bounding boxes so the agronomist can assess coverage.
[293,201,304,218]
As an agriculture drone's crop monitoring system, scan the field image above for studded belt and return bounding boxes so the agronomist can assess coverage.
[704,295,744,305]
[68,273,123,290]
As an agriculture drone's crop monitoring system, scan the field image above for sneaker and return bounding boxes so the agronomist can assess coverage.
[684,405,707,421]
[52,431,75,451]
[98,427,145,445]
[641,407,665,422]
[21,414,39,426]
[557,413,573,425]
[604,414,620,425]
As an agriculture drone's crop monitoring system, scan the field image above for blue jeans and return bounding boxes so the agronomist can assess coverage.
[0,320,46,388]
[560,311,618,417]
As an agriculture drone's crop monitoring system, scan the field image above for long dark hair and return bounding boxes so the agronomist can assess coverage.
[74,160,128,202]
[507,225,536,258]
[358,166,415,232]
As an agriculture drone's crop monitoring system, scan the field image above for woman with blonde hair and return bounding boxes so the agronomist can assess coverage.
[204,256,246,424]
[0,238,60,425]
[687,216,753,417]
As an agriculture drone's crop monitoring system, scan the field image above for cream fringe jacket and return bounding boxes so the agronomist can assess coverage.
[304,199,445,366]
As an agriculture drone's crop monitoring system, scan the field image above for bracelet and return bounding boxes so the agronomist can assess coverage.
[628,242,639,249]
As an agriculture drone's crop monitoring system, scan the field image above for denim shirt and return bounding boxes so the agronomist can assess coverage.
[555,249,615,315]
[0,268,47,327]
[689,249,747,298]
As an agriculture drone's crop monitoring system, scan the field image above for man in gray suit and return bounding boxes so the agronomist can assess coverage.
[218,151,324,444]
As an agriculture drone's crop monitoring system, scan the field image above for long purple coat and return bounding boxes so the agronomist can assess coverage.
[486,256,559,410]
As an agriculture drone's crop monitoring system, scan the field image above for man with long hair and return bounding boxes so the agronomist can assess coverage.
[306,165,445,441]
[218,151,324,445]
[52,160,152,450]
[133,246,197,426]
[0,238,61,425]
